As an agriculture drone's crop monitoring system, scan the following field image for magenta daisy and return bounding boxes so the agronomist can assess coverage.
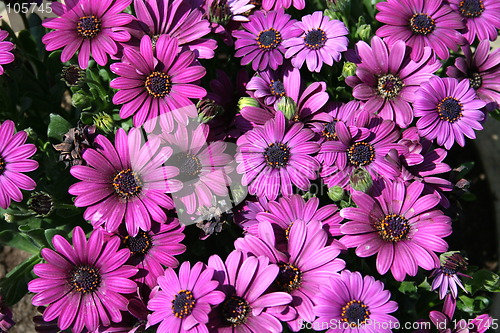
[340,180,452,281]
[346,36,440,128]
[235,196,270,232]
[314,270,398,332]
[414,76,486,150]
[283,11,349,72]
[42,0,133,69]
[28,227,138,333]
[430,252,470,299]
[147,261,226,333]
[251,194,343,244]
[447,40,500,110]
[110,35,206,132]
[233,9,300,71]
[161,122,233,215]
[375,0,465,60]
[236,111,320,201]
[205,0,255,25]
[130,0,217,59]
[320,116,406,189]
[69,128,182,236]
[235,219,346,331]
[120,219,186,288]
[0,28,14,75]
[207,250,293,332]
[262,0,305,11]
[448,0,500,43]
[0,120,38,209]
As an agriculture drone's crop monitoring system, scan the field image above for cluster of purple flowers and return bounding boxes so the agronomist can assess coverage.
[0,0,498,332]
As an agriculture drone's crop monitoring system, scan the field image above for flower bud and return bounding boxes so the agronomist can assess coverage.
[276,96,297,120]
[328,186,344,202]
[350,167,373,193]
[93,112,114,133]
[238,97,260,110]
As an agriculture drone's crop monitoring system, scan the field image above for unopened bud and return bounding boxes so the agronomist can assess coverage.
[276,96,297,120]
[328,186,344,202]
[350,167,373,193]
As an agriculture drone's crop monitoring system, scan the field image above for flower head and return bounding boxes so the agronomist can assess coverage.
[0,120,38,209]
[233,9,300,71]
[42,0,133,68]
[236,111,320,200]
[110,35,206,132]
[340,180,452,281]
[208,251,293,332]
[283,11,348,72]
[448,0,500,43]
[346,36,439,128]
[147,261,225,333]
[28,227,138,333]
[69,128,182,236]
[376,0,465,60]
[447,40,500,110]
[414,76,486,150]
[430,252,470,299]
[0,29,14,75]
[262,0,305,11]
[314,270,398,332]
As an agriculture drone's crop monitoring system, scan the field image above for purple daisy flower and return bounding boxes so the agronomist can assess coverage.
[320,115,406,189]
[262,0,305,11]
[340,180,452,281]
[28,227,138,333]
[235,196,270,232]
[430,252,470,299]
[236,111,320,201]
[233,9,300,71]
[42,0,133,69]
[398,127,453,207]
[447,40,500,110]
[161,122,233,215]
[69,128,182,236]
[207,250,293,332]
[205,0,255,25]
[0,29,14,75]
[120,219,186,288]
[110,35,206,132]
[283,11,348,72]
[346,36,440,128]
[147,261,226,333]
[243,66,329,126]
[448,0,500,43]
[235,219,346,331]
[376,0,465,60]
[130,0,217,59]
[0,295,14,332]
[252,194,343,244]
[0,120,38,209]
[314,270,398,333]
[414,76,486,150]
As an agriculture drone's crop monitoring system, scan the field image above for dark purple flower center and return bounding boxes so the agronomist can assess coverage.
[264,143,290,168]
[377,74,404,99]
[145,71,172,98]
[459,0,485,18]
[441,266,457,276]
[269,79,286,97]
[170,152,202,183]
[125,231,152,255]
[347,142,375,167]
[257,28,282,50]
[437,97,463,123]
[275,262,302,292]
[70,266,101,293]
[409,13,435,35]
[112,169,143,199]
[341,300,370,326]
[442,253,468,274]
[0,156,5,176]
[376,214,411,242]
[77,16,101,39]
[221,295,250,326]
[172,290,196,318]
[322,120,339,141]
[304,29,327,50]
[468,72,482,90]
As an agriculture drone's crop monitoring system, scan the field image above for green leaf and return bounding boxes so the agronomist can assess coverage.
[0,254,42,306]
[457,295,490,314]
[467,270,500,294]
[47,113,72,140]
[399,281,418,294]
[0,230,41,254]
